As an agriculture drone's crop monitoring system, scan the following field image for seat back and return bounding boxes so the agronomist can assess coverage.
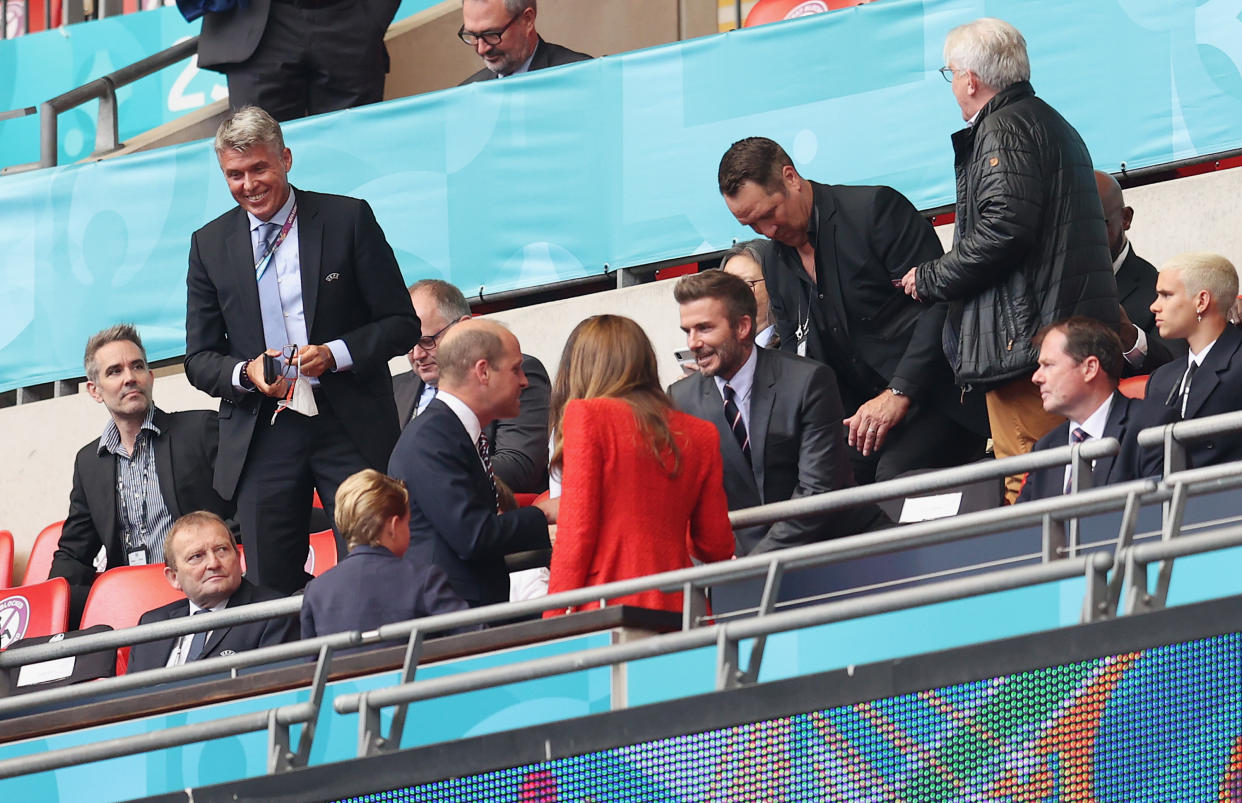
[0,530,13,589]
[305,529,338,577]
[81,564,184,674]
[0,578,71,650]
[22,520,65,585]
[1119,374,1148,400]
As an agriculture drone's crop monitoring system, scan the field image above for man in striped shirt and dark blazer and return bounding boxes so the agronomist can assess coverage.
[50,324,232,625]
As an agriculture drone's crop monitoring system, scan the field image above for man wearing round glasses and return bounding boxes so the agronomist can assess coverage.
[458,0,589,85]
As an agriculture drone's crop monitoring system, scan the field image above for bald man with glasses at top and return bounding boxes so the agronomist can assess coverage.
[458,0,589,85]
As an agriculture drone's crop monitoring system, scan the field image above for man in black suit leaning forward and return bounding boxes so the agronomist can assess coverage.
[185,105,419,595]
[458,0,589,84]
[129,512,297,673]
[668,270,886,555]
[1018,318,1143,503]
[389,319,553,607]
[718,137,986,485]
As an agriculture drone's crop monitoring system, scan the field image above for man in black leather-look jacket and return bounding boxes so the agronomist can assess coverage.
[900,17,1118,503]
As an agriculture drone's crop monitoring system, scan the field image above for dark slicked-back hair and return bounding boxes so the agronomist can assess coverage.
[718,137,793,196]
[673,269,758,337]
[1033,316,1124,384]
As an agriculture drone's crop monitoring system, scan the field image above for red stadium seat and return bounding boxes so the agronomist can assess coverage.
[744,0,875,28]
[305,529,338,576]
[22,520,65,586]
[1118,375,1148,400]
[80,564,183,674]
[0,578,70,650]
[0,531,12,589]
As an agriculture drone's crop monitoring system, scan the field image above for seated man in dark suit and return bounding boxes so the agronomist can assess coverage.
[1094,170,1183,374]
[394,280,551,493]
[668,271,887,555]
[1018,317,1143,502]
[389,320,553,607]
[1142,252,1242,469]
[51,324,233,626]
[458,0,590,84]
[128,512,297,673]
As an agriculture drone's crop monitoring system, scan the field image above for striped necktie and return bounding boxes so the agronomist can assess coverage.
[477,432,499,513]
[722,383,751,463]
[1065,427,1089,494]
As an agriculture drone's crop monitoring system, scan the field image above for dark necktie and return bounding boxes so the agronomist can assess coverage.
[722,384,751,463]
[477,432,499,513]
[1180,361,1199,418]
[186,608,211,662]
[1065,426,1089,494]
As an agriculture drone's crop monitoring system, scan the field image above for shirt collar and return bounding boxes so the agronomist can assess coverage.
[713,344,758,405]
[436,390,483,445]
[1112,239,1130,275]
[1071,393,1114,441]
[98,405,160,456]
[248,187,296,231]
[187,597,229,615]
[1189,337,1217,367]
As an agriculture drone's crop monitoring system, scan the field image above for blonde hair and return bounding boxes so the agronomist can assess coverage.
[549,315,679,476]
[1162,252,1239,313]
[334,469,409,551]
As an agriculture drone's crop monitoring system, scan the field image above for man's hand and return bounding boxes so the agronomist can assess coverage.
[899,266,920,300]
[844,389,912,456]
[1117,304,1138,350]
[296,344,336,378]
[246,349,291,399]
[533,495,559,524]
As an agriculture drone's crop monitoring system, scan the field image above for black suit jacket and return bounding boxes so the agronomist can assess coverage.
[766,182,984,434]
[127,579,298,673]
[460,37,591,85]
[388,399,549,606]
[392,354,551,493]
[196,0,399,72]
[1141,323,1242,469]
[1116,246,1182,374]
[300,545,468,639]
[51,409,232,588]
[1016,392,1143,503]
[669,347,885,555]
[185,189,420,500]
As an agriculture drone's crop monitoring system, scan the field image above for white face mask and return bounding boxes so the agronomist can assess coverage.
[271,353,319,424]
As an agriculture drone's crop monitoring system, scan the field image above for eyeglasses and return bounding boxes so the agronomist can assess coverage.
[938,66,960,82]
[741,278,765,289]
[416,320,457,352]
[458,11,521,46]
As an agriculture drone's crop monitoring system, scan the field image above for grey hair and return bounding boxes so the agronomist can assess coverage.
[214,105,286,155]
[409,279,471,323]
[84,323,146,383]
[720,238,776,272]
[463,0,534,14]
[944,18,1030,91]
[1162,252,1240,313]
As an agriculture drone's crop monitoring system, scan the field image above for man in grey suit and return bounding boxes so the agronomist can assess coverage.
[668,271,886,555]
[458,0,590,85]
[393,280,550,494]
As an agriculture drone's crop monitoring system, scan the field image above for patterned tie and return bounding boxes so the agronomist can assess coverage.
[1065,426,1089,494]
[722,384,751,463]
[477,432,499,513]
[1180,361,1199,418]
[185,608,211,663]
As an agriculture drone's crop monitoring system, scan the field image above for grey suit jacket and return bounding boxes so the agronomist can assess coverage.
[460,37,591,85]
[668,347,885,555]
[392,353,551,493]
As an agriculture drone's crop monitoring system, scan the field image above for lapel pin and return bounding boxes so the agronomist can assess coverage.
[325,273,341,283]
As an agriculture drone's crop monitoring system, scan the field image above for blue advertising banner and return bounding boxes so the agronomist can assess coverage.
[2,0,1241,391]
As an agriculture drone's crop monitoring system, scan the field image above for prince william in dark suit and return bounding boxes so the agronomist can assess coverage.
[185,106,419,595]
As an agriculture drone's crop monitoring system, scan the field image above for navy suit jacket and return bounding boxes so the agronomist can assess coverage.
[388,399,549,606]
[127,580,298,673]
[1017,392,1143,503]
[185,189,420,500]
[460,37,591,85]
[1141,323,1242,469]
[300,545,468,639]
[669,347,886,555]
[392,353,551,493]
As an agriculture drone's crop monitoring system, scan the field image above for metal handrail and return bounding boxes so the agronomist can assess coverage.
[1136,409,1242,478]
[1,36,199,174]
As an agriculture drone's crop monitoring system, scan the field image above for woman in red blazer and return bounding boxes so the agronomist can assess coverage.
[545,315,735,615]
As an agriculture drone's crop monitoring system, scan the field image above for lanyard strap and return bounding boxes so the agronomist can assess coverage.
[254,203,298,280]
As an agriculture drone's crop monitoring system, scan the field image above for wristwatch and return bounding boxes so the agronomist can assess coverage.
[239,359,257,391]
[888,387,907,398]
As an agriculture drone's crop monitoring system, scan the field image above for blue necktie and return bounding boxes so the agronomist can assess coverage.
[185,608,211,662]
[255,222,291,356]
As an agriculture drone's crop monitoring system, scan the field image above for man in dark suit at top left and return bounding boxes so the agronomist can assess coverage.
[51,324,233,626]
[188,0,400,121]
[185,105,419,595]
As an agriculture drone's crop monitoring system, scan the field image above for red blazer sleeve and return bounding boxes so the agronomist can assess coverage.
[545,400,603,613]
[687,427,736,563]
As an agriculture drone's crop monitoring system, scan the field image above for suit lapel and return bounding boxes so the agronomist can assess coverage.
[297,190,323,335]
[696,376,758,496]
[227,211,267,356]
[151,410,181,519]
[201,584,249,658]
[1185,325,1241,418]
[747,349,776,497]
[92,450,122,554]
[811,184,851,340]
[1095,393,1126,484]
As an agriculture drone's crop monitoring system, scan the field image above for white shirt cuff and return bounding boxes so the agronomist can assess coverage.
[325,340,353,372]
[232,360,250,392]
[1122,324,1148,366]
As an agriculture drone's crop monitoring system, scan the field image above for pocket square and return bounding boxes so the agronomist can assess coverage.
[325,273,341,283]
